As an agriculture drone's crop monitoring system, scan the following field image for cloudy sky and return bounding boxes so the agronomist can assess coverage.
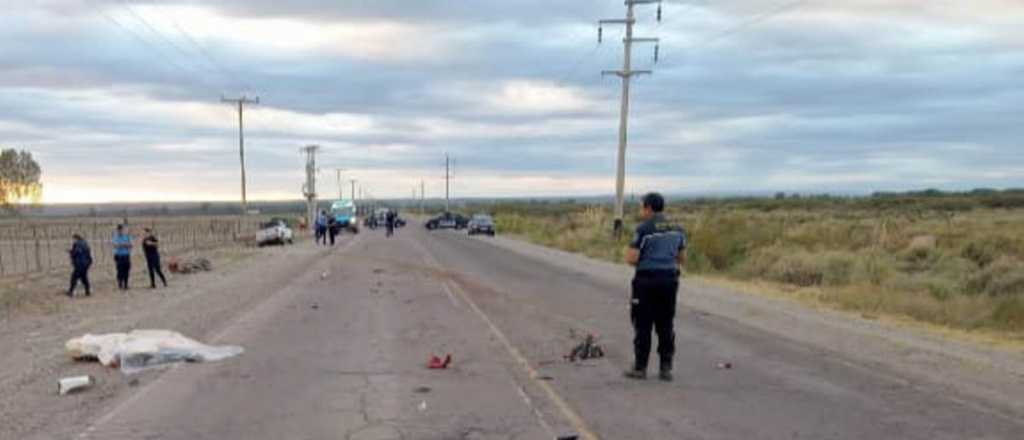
[2,0,1021,203]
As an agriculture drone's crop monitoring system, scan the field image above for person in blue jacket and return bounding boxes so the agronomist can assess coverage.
[67,234,92,297]
[112,224,133,290]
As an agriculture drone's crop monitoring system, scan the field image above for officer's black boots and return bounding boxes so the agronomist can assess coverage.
[659,360,673,382]
[623,369,647,380]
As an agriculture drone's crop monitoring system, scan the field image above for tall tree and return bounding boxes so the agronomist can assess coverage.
[0,149,42,213]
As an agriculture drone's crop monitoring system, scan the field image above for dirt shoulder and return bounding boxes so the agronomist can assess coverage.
[0,239,343,440]
[480,234,1024,417]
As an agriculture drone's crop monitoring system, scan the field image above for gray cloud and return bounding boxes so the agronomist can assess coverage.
[1,0,1022,202]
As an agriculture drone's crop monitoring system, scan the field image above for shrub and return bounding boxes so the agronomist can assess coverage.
[771,253,825,287]
[966,257,1024,296]
[990,297,1024,331]
[962,236,1019,268]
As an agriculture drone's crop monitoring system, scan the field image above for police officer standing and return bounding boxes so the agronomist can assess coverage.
[142,228,168,289]
[67,233,92,297]
[624,193,688,382]
[112,224,133,290]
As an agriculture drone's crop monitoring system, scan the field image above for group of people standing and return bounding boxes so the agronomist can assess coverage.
[67,224,168,297]
[314,211,342,246]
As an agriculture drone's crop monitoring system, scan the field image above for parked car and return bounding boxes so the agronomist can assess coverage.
[467,214,496,236]
[256,218,294,246]
[425,212,468,230]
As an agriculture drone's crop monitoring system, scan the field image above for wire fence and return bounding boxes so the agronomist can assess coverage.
[0,216,266,279]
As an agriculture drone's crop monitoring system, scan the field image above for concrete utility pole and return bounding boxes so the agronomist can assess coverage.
[221,95,260,215]
[600,0,661,236]
[445,153,451,213]
[335,168,345,199]
[301,145,320,228]
[350,179,357,201]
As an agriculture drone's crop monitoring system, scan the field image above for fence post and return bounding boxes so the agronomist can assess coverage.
[32,226,41,273]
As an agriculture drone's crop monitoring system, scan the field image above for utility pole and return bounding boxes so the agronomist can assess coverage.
[221,95,260,215]
[335,168,345,199]
[301,145,320,229]
[445,153,451,212]
[350,179,357,201]
[600,0,661,236]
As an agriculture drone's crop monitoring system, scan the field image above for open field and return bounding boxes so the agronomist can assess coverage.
[477,191,1024,336]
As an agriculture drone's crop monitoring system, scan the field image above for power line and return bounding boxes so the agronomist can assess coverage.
[113,1,229,88]
[88,3,223,96]
[164,16,258,94]
[689,0,809,50]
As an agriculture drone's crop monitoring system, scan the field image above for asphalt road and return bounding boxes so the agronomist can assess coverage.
[68,224,1023,440]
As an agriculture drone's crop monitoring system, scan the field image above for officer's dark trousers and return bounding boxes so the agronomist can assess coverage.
[631,272,679,371]
[146,254,167,287]
[69,265,90,295]
[115,255,131,289]
[328,228,337,246]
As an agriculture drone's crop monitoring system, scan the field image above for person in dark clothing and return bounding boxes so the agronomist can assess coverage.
[385,210,396,237]
[315,210,328,245]
[327,214,339,246]
[67,234,92,297]
[142,228,168,288]
[623,193,688,382]
[112,224,133,290]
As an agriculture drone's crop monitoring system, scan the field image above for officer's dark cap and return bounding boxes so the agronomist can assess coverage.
[642,192,665,212]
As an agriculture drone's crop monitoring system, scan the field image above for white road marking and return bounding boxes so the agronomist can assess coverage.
[440,282,462,309]
[445,281,600,440]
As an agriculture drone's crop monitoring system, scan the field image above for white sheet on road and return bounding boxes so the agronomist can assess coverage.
[66,330,244,374]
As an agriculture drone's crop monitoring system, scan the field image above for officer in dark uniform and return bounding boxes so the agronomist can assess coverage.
[67,233,93,297]
[624,192,688,381]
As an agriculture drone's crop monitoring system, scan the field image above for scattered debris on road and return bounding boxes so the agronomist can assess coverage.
[413,386,432,394]
[427,353,453,369]
[57,375,94,395]
[66,330,244,374]
[556,435,579,440]
[418,400,427,412]
[565,334,604,362]
[716,362,733,370]
[310,303,319,310]
[537,375,554,381]
[168,257,212,274]
[321,271,328,280]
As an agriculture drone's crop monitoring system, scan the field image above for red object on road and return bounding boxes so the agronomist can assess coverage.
[427,354,452,369]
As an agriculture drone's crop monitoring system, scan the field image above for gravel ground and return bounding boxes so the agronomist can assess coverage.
[0,237,345,440]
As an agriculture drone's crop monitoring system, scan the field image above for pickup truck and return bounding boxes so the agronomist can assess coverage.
[256,218,294,246]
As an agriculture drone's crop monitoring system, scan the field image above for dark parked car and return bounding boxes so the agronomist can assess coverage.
[425,212,468,230]
[467,214,495,236]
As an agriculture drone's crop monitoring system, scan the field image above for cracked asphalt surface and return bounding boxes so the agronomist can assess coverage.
[58,223,1024,439]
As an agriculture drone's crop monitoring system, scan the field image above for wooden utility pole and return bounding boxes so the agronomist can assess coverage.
[221,95,259,215]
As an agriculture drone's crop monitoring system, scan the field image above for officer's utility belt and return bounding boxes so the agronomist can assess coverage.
[635,269,680,279]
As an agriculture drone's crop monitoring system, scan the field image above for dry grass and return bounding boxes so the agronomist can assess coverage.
[489,198,1024,336]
